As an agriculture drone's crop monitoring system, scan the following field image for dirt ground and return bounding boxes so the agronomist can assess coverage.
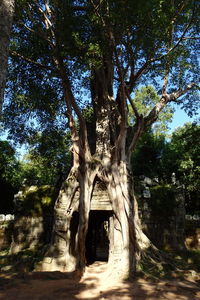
[0,262,199,300]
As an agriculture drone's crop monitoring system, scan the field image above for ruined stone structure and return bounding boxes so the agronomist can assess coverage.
[4,180,198,265]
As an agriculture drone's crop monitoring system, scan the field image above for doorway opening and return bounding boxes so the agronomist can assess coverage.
[86,210,112,264]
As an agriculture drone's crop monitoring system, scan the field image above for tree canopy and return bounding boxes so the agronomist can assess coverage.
[1,0,199,149]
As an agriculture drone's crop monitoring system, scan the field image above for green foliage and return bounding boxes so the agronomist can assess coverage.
[1,0,198,144]
[0,132,71,212]
[20,129,71,186]
[162,122,200,214]
[138,249,200,280]
[0,140,24,213]
[19,185,56,216]
[133,122,200,215]
[131,130,167,178]
[20,155,56,186]
[129,85,174,134]
[0,247,45,273]
[0,1,199,213]
[0,140,22,187]
[149,184,175,217]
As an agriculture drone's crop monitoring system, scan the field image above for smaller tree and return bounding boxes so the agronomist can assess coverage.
[131,130,167,179]
[20,129,71,186]
[0,140,22,212]
[162,122,200,214]
[130,85,173,180]
[129,86,174,135]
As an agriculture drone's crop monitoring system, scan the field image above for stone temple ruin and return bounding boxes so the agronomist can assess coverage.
[1,177,199,264]
[74,181,112,262]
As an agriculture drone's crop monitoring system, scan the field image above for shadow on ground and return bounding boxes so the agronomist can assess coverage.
[0,261,199,300]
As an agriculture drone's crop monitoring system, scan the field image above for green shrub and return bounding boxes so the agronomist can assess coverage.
[149,185,175,217]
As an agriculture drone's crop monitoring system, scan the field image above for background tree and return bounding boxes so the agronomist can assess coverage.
[0,140,22,213]
[1,0,199,277]
[162,122,200,214]
[129,85,174,135]
[20,129,71,186]
[130,85,173,179]
[131,130,167,179]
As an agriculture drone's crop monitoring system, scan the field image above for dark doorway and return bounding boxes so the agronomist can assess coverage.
[86,210,112,264]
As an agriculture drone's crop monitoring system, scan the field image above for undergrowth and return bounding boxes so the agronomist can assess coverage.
[136,249,200,281]
[0,246,46,272]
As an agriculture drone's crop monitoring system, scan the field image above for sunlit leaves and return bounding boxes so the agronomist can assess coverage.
[20,128,72,185]
[129,85,174,134]
[163,122,200,213]
[0,140,22,187]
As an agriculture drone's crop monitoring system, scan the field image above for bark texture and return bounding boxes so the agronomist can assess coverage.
[0,0,14,113]
[31,2,195,278]
[39,61,155,278]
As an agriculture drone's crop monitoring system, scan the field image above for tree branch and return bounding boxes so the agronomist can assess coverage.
[20,22,54,46]
[152,8,195,64]
[111,38,129,151]
[125,86,140,120]
[144,96,168,127]
[127,116,144,162]
[169,83,198,101]
[32,0,56,44]
[10,50,55,71]
[128,61,149,93]
[54,54,91,160]
[182,36,200,40]
[144,82,197,127]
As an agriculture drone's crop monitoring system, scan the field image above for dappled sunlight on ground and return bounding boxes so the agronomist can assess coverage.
[0,261,199,299]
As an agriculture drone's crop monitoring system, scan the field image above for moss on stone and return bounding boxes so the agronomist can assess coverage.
[19,185,56,216]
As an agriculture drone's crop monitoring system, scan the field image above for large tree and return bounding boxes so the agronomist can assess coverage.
[0,0,15,113]
[2,0,200,277]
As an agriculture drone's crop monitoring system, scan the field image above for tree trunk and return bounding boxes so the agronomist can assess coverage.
[38,164,97,274]
[76,162,97,272]
[37,76,153,278]
[100,158,152,279]
[0,0,14,113]
[38,151,154,279]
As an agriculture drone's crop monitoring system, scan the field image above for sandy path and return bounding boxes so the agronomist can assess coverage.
[0,261,199,299]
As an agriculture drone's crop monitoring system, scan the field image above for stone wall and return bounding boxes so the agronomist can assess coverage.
[0,214,53,253]
[0,215,14,250]
[1,214,200,255]
[138,178,186,250]
[1,179,199,254]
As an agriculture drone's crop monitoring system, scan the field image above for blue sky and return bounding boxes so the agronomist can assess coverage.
[1,104,199,159]
[169,106,199,133]
[1,106,199,139]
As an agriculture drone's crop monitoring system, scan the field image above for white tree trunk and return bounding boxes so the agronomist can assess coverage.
[0,0,14,113]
